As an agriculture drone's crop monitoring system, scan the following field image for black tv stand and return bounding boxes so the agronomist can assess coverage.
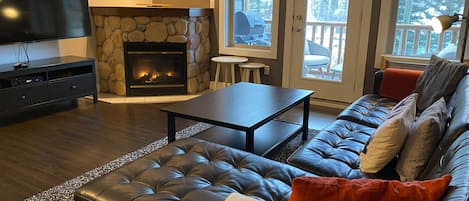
[0,56,98,115]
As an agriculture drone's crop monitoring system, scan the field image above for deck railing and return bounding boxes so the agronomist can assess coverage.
[265,20,460,65]
[306,22,460,65]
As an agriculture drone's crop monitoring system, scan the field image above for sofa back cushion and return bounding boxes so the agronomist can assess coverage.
[359,93,417,173]
[289,175,452,201]
[414,55,468,111]
[417,75,469,201]
[379,68,423,101]
[396,97,447,181]
[437,75,469,154]
[419,131,469,201]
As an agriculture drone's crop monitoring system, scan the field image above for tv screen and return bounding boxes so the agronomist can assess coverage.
[0,0,91,44]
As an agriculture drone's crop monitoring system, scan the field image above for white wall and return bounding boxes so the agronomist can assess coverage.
[0,41,60,65]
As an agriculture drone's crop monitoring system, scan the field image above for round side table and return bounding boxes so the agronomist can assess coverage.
[239,62,266,84]
[211,56,248,90]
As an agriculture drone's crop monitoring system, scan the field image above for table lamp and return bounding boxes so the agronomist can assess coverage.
[431,13,468,62]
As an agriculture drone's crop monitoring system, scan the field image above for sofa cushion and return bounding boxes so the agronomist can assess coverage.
[337,94,397,128]
[287,120,376,179]
[359,93,417,173]
[436,76,469,156]
[419,131,469,201]
[415,55,468,111]
[379,68,423,101]
[289,175,452,201]
[397,97,447,181]
[74,138,311,201]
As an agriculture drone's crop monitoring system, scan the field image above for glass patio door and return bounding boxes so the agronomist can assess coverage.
[287,0,372,103]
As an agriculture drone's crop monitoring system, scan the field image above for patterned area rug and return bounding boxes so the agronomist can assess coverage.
[25,123,318,201]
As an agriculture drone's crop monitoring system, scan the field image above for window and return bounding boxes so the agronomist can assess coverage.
[219,0,279,59]
[393,0,464,59]
[375,0,466,67]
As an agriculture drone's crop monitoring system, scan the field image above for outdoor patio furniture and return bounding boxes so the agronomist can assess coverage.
[303,40,331,78]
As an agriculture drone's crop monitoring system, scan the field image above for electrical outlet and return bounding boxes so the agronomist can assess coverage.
[264,65,270,75]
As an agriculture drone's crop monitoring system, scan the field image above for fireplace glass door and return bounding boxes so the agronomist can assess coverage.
[124,42,187,96]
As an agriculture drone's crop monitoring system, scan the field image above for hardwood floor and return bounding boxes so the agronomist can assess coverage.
[0,99,195,200]
[0,98,339,200]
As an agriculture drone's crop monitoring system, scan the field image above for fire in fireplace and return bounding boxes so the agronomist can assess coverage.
[124,42,187,96]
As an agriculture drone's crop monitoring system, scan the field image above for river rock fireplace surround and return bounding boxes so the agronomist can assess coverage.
[92,7,212,96]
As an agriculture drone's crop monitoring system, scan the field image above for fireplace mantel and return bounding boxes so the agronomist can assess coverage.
[91,7,212,17]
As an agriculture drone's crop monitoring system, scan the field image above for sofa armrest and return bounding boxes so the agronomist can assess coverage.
[376,68,423,100]
[373,70,384,95]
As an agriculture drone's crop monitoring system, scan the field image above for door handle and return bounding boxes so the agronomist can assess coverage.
[294,15,305,32]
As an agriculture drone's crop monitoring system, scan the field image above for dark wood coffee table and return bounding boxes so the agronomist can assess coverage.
[160,82,314,156]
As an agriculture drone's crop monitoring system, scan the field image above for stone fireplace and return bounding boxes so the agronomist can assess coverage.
[92,7,212,96]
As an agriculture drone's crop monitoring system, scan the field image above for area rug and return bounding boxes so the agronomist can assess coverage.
[25,123,318,201]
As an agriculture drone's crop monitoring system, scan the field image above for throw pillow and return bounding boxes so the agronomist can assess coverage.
[397,97,447,181]
[359,93,417,173]
[225,193,257,201]
[379,68,423,101]
[289,175,452,201]
[414,55,468,111]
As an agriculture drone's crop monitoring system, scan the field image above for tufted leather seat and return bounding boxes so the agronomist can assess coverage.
[287,120,376,179]
[75,138,312,201]
[337,94,396,128]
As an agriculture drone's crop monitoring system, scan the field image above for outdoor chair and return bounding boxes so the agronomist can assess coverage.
[303,40,331,78]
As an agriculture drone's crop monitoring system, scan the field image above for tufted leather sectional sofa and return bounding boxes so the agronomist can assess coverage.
[76,71,469,201]
[74,138,312,201]
[288,71,469,200]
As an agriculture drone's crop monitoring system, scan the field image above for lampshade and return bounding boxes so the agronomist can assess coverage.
[431,14,460,33]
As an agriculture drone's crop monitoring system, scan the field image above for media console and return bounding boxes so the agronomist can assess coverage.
[0,56,97,115]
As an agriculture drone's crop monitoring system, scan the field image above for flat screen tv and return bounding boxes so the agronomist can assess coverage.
[0,0,91,45]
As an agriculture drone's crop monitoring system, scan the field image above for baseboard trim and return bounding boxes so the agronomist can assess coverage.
[310,98,350,110]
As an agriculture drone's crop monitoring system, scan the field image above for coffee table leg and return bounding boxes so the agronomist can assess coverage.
[302,97,310,141]
[246,130,254,153]
[167,112,176,143]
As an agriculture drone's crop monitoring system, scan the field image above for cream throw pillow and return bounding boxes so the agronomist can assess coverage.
[397,97,447,181]
[225,193,257,201]
[359,93,417,173]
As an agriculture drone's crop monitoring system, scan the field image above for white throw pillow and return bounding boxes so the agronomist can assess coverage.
[225,193,258,201]
[359,93,417,173]
[397,97,447,181]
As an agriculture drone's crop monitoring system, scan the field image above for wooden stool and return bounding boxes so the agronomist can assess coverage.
[239,63,266,84]
[211,56,248,90]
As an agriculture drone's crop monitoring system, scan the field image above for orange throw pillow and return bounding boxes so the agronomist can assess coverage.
[379,68,423,101]
[289,175,451,201]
